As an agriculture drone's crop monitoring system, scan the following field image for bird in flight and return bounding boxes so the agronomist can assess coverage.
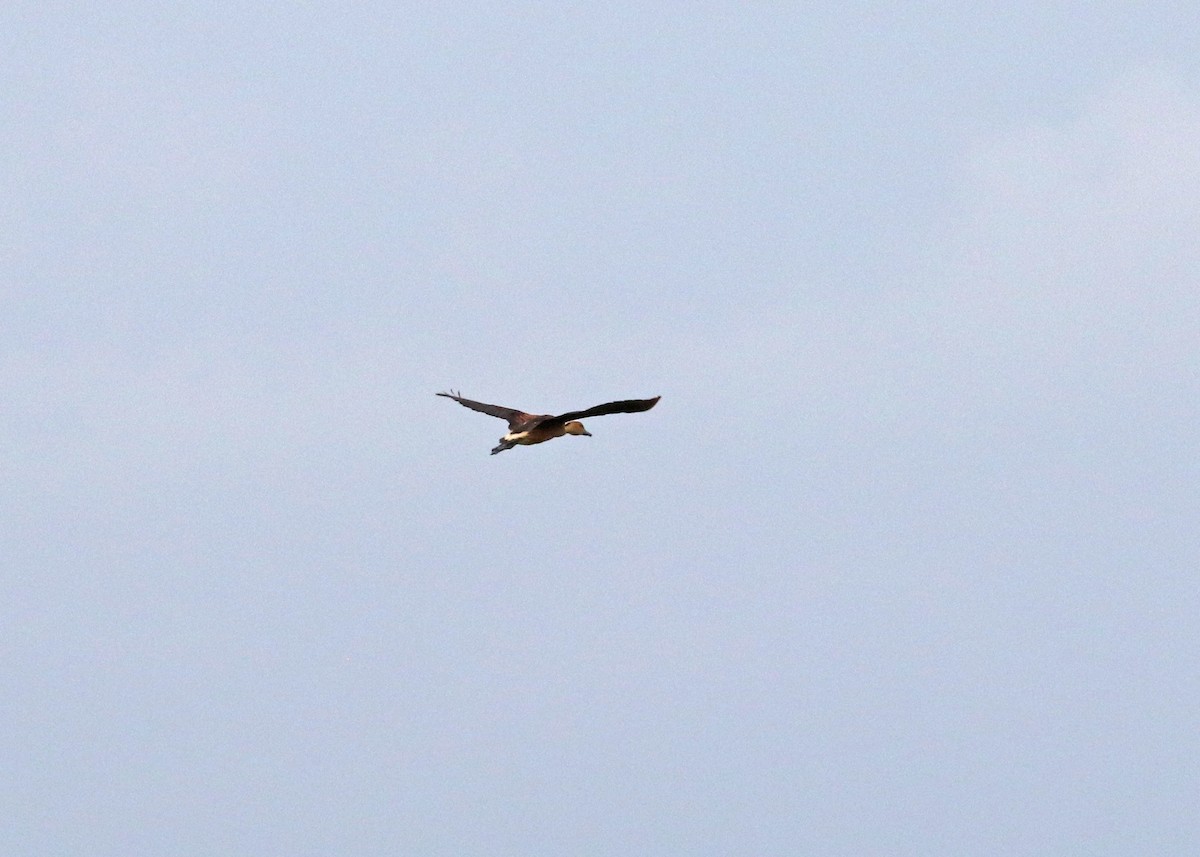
[437,390,661,455]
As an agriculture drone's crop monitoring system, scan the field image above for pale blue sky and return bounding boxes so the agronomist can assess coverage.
[3,4,1198,855]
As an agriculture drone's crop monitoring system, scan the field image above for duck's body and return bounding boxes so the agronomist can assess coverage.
[437,391,660,454]
[498,420,590,449]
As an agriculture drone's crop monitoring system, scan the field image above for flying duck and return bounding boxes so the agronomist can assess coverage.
[437,390,661,454]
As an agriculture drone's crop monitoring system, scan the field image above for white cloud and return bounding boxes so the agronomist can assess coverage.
[642,67,1200,475]
[941,66,1200,373]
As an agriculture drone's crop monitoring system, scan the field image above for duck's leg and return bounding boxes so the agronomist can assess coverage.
[490,439,515,455]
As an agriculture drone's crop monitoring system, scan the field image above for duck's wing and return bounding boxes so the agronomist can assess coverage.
[547,396,661,425]
[437,391,534,429]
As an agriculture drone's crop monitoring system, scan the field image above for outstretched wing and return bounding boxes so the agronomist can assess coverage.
[437,391,534,429]
[548,396,661,425]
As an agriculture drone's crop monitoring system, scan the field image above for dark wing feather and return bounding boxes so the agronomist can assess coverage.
[437,391,533,429]
[547,396,661,425]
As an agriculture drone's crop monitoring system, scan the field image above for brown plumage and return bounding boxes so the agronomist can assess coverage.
[437,390,661,454]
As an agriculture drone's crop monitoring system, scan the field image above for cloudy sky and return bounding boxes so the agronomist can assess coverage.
[3,4,1197,855]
